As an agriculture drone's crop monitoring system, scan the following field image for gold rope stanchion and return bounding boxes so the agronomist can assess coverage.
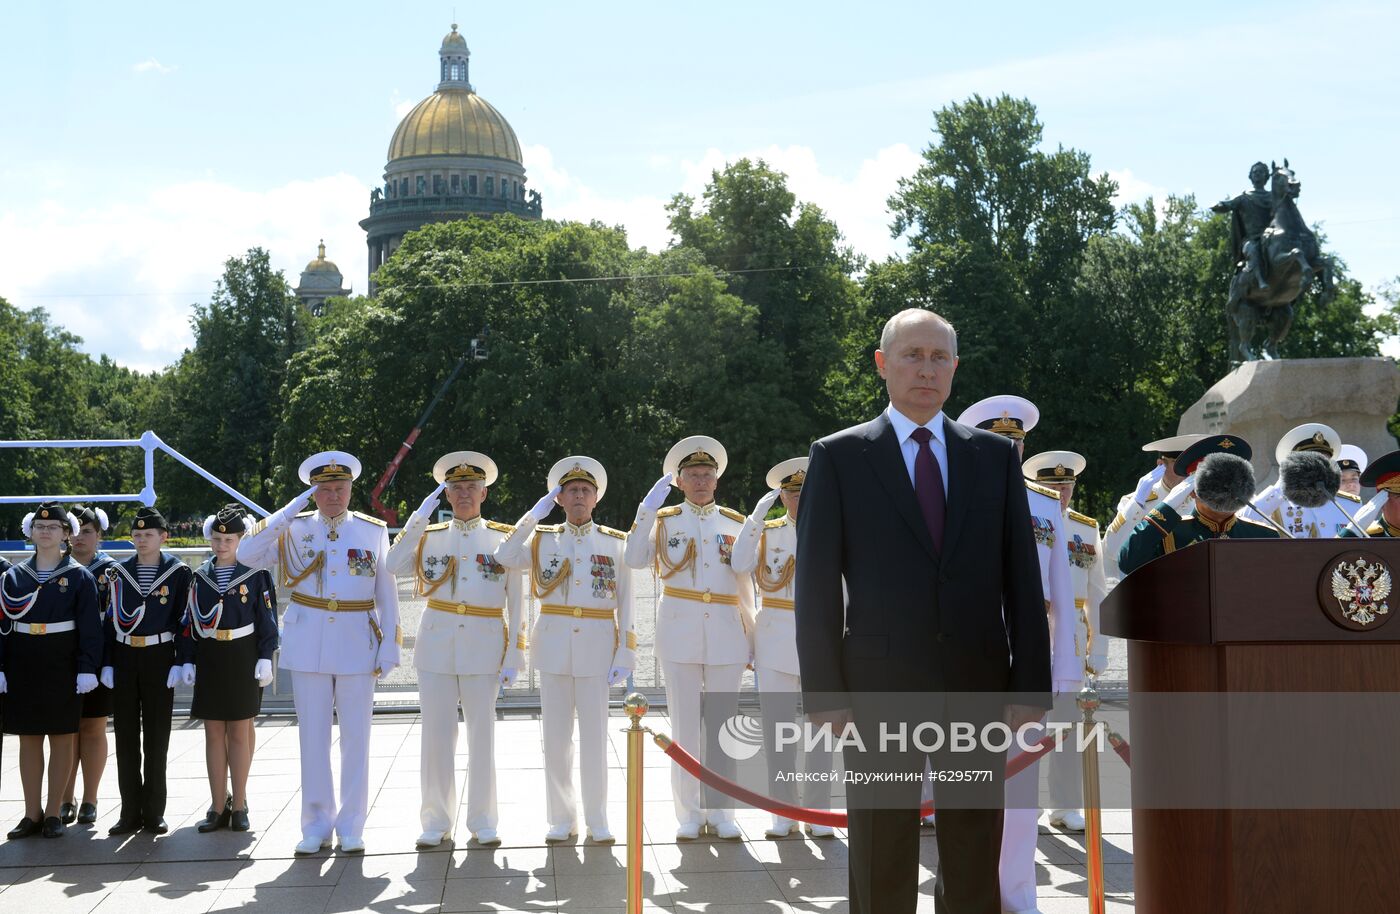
[624,692,649,914]
[1078,683,1107,914]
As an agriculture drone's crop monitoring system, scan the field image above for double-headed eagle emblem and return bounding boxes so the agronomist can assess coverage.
[1330,558,1392,625]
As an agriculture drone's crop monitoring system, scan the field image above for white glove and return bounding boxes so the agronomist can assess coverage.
[418,482,447,517]
[254,658,274,686]
[607,666,630,687]
[377,662,398,681]
[499,667,518,687]
[181,663,196,687]
[1163,475,1195,513]
[165,666,182,689]
[749,488,781,523]
[100,667,114,690]
[530,486,563,522]
[0,672,6,694]
[1133,464,1166,507]
[76,673,98,694]
[280,484,318,519]
[641,473,674,511]
[1352,491,1387,531]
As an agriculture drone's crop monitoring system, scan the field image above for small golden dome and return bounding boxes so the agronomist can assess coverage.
[304,241,340,274]
[442,24,467,49]
[387,88,522,164]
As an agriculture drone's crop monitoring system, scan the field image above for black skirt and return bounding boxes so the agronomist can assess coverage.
[2,629,82,735]
[190,634,263,721]
[81,682,113,718]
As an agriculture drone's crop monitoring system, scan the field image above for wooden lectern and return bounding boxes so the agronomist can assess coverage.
[1102,538,1400,913]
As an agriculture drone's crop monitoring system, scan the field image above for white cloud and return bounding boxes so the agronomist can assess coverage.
[132,58,175,76]
[0,174,370,372]
[523,144,673,251]
[1106,168,1168,209]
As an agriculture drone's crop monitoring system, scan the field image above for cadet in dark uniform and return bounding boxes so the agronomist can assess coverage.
[60,505,117,825]
[1,503,103,839]
[1341,450,1400,538]
[182,505,279,832]
[1119,436,1280,575]
[99,506,193,836]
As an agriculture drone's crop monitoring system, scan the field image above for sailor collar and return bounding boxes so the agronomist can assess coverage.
[14,554,80,582]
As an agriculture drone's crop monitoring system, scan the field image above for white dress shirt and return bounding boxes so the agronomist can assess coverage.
[886,404,950,497]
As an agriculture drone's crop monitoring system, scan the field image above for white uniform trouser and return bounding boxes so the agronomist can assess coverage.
[999,725,1044,914]
[757,667,832,820]
[291,671,375,841]
[540,671,609,832]
[419,670,500,837]
[1045,691,1083,813]
[662,660,745,827]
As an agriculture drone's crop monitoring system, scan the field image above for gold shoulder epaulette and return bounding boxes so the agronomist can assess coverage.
[536,523,563,533]
[295,510,315,518]
[764,517,787,528]
[485,519,515,533]
[657,506,682,518]
[1368,522,1386,535]
[247,516,270,536]
[719,506,745,523]
[1025,480,1059,500]
[1067,508,1098,528]
[354,511,388,526]
[425,521,451,532]
[1337,490,1361,503]
[598,525,626,540]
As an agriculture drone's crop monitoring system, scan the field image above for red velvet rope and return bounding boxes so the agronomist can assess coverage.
[656,730,1064,828]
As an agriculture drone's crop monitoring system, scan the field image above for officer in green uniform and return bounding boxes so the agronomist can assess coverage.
[1119,435,1279,575]
[1341,450,1400,538]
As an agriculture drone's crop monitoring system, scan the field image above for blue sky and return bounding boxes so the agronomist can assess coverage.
[4,1,1397,370]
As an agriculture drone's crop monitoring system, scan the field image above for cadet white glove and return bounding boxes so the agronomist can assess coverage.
[607,666,630,687]
[499,667,518,688]
[254,659,274,686]
[749,488,781,523]
[530,486,563,522]
[1133,464,1166,507]
[641,473,674,511]
[76,673,98,694]
[377,662,398,681]
[165,665,182,689]
[100,666,114,690]
[1163,475,1195,514]
[181,663,196,687]
[0,672,6,694]
[417,482,448,517]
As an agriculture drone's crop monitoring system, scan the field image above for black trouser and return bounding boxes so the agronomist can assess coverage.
[111,640,175,823]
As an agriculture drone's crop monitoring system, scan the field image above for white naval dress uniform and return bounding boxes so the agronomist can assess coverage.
[730,512,833,820]
[496,516,635,835]
[999,481,1079,914]
[237,508,400,843]
[1045,507,1110,820]
[1103,478,1168,586]
[386,512,525,839]
[625,500,756,828]
[1245,479,1357,538]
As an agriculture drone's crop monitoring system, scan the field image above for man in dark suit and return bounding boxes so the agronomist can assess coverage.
[795,308,1052,914]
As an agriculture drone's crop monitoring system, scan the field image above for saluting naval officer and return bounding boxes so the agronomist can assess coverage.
[1119,435,1280,575]
[625,435,756,841]
[1246,423,1352,538]
[955,396,1080,914]
[101,505,193,836]
[1022,450,1110,836]
[1341,450,1400,537]
[386,451,524,849]
[237,451,401,855]
[730,457,835,839]
[1102,435,1204,585]
[496,455,636,844]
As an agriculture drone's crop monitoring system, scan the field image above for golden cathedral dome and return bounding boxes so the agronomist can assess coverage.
[442,23,467,49]
[387,88,522,164]
[304,241,340,274]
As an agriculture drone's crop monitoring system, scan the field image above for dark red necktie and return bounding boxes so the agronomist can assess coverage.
[910,426,946,552]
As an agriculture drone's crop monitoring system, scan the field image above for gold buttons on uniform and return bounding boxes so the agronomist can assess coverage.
[573,607,582,617]
[701,590,713,604]
[457,603,468,615]
[327,599,338,611]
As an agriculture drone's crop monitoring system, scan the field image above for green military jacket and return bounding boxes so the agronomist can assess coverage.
[1340,518,1400,538]
[1119,504,1280,575]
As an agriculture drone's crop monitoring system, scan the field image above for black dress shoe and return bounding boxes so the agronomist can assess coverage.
[42,817,64,838]
[108,816,143,836]
[198,800,232,833]
[77,803,98,825]
[60,803,77,825]
[7,817,41,840]
[143,817,168,835]
[230,807,250,832]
